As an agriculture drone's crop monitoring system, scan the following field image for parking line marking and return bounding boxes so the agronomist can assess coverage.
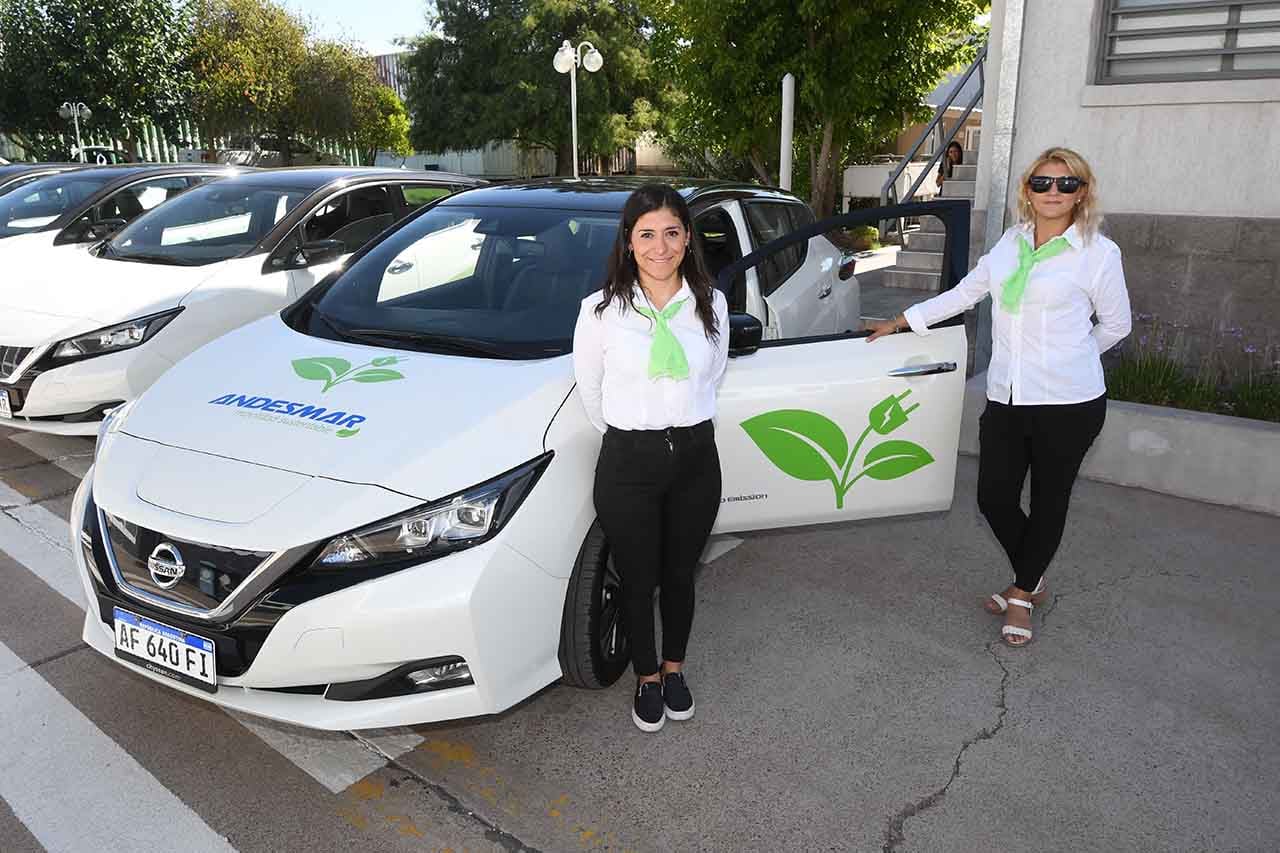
[0,506,82,609]
[0,469,414,796]
[0,480,29,507]
[0,638,238,853]
[227,713,421,794]
[8,432,94,478]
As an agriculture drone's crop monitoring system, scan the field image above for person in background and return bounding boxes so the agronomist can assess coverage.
[935,140,965,193]
[868,147,1131,647]
[573,183,729,730]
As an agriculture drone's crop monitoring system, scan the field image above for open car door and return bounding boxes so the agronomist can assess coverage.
[712,199,971,534]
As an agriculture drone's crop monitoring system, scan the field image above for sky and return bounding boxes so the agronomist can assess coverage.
[282,0,432,55]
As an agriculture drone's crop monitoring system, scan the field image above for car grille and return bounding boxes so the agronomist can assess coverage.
[0,345,31,378]
[102,512,271,614]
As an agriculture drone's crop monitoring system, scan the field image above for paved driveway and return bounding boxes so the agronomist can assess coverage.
[1,427,1275,852]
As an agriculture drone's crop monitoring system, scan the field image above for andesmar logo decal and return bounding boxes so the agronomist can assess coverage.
[741,390,933,509]
[206,356,406,439]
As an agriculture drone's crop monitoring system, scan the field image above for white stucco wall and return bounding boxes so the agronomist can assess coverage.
[988,0,1280,219]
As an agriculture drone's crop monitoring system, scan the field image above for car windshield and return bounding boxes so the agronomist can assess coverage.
[104,180,309,266]
[293,204,620,359]
[0,172,113,238]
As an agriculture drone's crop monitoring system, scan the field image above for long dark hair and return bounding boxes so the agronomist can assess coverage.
[943,140,964,179]
[594,183,720,341]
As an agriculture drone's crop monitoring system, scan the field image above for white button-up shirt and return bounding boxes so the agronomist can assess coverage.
[573,281,730,433]
[903,223,1132,405]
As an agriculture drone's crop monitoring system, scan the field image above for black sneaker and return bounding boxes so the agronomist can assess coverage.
[662,671,695,721]
[632,681,665,732]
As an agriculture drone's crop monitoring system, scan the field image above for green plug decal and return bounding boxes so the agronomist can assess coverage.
[291,355,405,393]
[741,390,933,509]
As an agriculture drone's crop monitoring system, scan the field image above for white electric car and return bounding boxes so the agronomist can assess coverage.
[73,179,970,730]
[0,164,240,262]
[0,167,481,433]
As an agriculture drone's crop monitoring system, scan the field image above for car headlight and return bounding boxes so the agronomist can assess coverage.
[49,308,183,365]
[312,452,552,570]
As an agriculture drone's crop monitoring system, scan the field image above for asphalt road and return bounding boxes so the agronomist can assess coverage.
[1,424,1276,852]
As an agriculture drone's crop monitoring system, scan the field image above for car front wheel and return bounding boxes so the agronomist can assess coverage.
[559,520,629,688]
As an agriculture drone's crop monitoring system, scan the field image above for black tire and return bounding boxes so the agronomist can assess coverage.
[559,520,629,688]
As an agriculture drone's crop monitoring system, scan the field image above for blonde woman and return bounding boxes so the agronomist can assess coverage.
[867,147,1131,647]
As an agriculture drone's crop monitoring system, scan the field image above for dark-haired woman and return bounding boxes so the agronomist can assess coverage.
[935,140,965,192]
[573,183,728,732]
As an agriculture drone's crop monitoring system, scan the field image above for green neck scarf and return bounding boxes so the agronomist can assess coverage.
[1000,234,1071,313]
[634,296,690,381]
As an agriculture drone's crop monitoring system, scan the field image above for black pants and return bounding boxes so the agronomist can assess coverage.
[593,421,722,677]
[977,394,1106,592]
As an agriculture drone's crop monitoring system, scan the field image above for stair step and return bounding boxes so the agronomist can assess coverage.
[904,231,946,252]
[881,269,942,291]
[941,180,976,198]
[896,251,943,272]
[918,215,951,234]
[950,164,977,180]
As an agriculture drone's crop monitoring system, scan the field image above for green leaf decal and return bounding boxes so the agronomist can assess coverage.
[371,356,401,367]
[350,368,405,384]
[335,427,361,438]
[292,357,351,383]
[860,440,934,481]
[740,410,849,483]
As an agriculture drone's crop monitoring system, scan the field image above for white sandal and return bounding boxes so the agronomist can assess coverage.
[986,577,1047,615]
[1001,597,1035,647]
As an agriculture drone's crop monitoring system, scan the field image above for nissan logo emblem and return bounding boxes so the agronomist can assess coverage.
[147,542,186,589]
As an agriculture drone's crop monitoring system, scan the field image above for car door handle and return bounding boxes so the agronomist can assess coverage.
[888,361,957,377]
[387,259,414,274]
[817,283,832,299]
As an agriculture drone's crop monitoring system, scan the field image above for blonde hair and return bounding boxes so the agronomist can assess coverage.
[1016,147,1102,239]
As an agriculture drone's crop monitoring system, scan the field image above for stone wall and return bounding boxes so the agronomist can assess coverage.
[1103,213,1280,373]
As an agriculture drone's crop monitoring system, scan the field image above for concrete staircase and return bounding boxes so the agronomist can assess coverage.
[880,153,977,291]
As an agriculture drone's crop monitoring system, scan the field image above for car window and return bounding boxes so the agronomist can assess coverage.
[106,181,308,266]
[301,185,396,254]
[743,201,810,298]
[0,173,113,237]
[298,205,620,359]
[693,206,746,312]
[402,185,454,211]
[94,177,191,222]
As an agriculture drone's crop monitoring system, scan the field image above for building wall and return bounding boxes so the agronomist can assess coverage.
[977,0,1280,365]
[891,109,982,158]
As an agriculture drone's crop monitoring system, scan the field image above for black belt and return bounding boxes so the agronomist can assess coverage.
[604,420,713,448]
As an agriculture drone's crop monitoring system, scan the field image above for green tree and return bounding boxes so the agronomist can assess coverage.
[649,0,987,215]
[352,83,413,165]
[402,0,656,175]
[0,0,192,159]
[186,0,307,157]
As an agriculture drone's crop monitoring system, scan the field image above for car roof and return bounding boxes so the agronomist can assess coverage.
[230,166,485,191]
[438,176,804,212]
[47,163,239,181]
[0,162,80,178]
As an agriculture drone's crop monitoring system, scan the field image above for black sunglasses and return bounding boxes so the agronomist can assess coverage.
[1028,175,1086,194]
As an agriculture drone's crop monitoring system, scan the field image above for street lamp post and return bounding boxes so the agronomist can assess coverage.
[58,102,93,162]
[553,40,603,179]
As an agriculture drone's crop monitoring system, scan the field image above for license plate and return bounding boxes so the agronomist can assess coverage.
[0,389,10,418]
[113,607,217,693]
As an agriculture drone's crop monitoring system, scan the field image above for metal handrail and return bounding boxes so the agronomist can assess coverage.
[880,42,987,237]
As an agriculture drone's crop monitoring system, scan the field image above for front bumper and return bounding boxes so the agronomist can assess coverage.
[1,344,173,436]
[72,472,569,730]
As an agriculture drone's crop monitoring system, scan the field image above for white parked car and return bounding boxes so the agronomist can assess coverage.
[0,167,481,433]
[0,164,239,261]
[0,162,83,197]
[72,179,969,730]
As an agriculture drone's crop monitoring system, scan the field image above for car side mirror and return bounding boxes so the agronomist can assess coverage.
[286,239,345,269]
[728,312,763,357]
[87,218,127,241]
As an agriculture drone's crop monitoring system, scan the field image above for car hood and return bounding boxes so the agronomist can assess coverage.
[0,250,217,337]
[119,314,576,502]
